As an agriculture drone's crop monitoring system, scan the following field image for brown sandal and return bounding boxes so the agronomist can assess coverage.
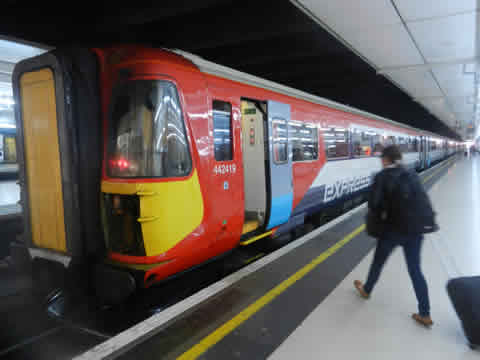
[412,313,434,327]
[354,280,370,299]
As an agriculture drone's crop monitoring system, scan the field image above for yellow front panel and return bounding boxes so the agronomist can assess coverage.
[102,170,204,256]
[20,68,67,253]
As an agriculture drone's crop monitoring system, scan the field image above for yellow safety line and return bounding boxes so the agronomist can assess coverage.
[177,156,456,360]
[421,157,455,184]
[177,224,365,360]
[244,253,265,265]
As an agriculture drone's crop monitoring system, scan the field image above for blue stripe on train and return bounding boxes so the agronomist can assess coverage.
[273,186,370,236]
[267,192,294,230]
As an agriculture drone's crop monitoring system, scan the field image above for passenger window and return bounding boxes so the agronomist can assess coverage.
[352,129,373,157]
[213,100,233,161]
[411,137,418,152]
[323,127,349,159]
[290,121,318,162]
[272,118,288,164]
[397,136,408,153]
[372,133,384,156]
[385,136,396,146]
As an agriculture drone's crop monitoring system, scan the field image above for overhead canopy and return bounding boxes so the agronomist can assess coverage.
[0,0,467,139]
[294,0,478,140]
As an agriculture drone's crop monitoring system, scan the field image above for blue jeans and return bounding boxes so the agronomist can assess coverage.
[364,232,431,316]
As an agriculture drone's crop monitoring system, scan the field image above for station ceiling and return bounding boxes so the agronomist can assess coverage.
[0,0,466,139]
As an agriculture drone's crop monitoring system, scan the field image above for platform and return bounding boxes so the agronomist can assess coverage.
[270,156,479,360]
[73,155,476,360]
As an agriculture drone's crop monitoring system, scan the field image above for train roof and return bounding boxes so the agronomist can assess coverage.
[171,49,454,141]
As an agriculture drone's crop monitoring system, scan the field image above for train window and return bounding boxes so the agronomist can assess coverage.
[352,129,373,157]
[107,80,192,178]
[384,136,396,146]
[411,137,418,152]
[397,136,409,153]
[372,133,383,156]
[272,118,288,164]
[213,100,233,161]
[323,127,349,159]
[290,121,318,162]
[407,137,414,152]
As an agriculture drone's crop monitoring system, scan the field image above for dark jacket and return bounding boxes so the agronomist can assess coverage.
[368,165,403,217]
[368,164,437,235]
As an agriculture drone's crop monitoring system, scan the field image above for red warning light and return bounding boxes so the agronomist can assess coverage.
[111,158,130,170]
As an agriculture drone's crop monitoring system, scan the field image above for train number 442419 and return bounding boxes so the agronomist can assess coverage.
[213,164,237,175]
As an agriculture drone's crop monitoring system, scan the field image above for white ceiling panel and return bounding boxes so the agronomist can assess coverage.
[344,23,424,67]
[432,65,475,98]
[432,64,474,83]
[394,0,476,21]
[418,96,449,113]
[407,12,476,63]
[296,0,477,137]
[449,97,474,113]
[387,68,442,98]
[442,82,475,97]
[456,112,474,123]
[298,0,400,33]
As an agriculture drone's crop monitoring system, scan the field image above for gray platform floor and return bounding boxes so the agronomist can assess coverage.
[271,156,479,360]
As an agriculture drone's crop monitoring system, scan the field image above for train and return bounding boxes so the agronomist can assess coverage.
[12,46,460,300]
[0,113,18,178]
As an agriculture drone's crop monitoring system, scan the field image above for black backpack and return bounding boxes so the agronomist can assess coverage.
[385,167,439,234]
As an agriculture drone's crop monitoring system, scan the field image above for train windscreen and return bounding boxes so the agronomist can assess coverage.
[107,80,191,178]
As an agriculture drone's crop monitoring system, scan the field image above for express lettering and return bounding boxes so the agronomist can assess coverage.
[323,174,374,203]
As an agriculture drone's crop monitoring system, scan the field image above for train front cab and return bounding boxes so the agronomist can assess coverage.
[99,49,302,289]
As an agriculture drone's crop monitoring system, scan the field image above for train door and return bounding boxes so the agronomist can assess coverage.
[241,100,267,234]
[265,100,293,229]
[420,136,427,169]
[240,99,293,234]
[19,69,67,253]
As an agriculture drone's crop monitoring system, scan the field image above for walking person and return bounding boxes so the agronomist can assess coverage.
[354,145,438,327]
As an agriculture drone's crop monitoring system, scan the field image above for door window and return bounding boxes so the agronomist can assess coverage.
[272,118,288,164]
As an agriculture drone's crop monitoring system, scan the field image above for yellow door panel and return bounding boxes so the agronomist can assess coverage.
[20,68,67,253]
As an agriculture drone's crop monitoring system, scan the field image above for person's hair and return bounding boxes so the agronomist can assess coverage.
[381,145,402,163]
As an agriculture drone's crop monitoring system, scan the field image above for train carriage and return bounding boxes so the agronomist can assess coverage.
[12,46,459,299]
